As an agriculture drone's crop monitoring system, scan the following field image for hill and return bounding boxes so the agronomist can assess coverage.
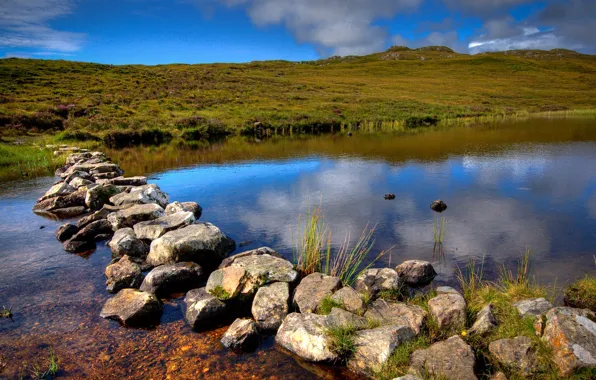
[1,46,595,141]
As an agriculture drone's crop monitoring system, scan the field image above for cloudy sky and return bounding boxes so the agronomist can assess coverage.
[0,0,594,64]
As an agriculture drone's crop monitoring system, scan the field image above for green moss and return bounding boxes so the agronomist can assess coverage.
[208,286,231,301]
[564,275,596,311]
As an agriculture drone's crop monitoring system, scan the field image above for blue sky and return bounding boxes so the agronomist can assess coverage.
[0,0,593,64]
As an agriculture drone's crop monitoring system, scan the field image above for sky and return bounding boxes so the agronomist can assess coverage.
[0,0,594,64]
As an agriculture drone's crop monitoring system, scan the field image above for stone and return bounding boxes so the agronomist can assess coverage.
[331,286,366,315]
[147,222,235,268]
[430,200,447,212]
[105,176,147,186]
[542,307,596,376]
[428,290,467,334]
[64,170,92,183]
[489,336,537,377]
[69,176,95,189]
[364,299,427,335]
[108,228,149,259]
[110,184,169,209]
[77,206,110,228]
[219,246,283,269]
[327,307,368,329]
[436,286,461,295]
[70,219,113,241]
[469,303,497,335]
[184,287,228,330]
[51,206,87,219]
[251,282,290,332]
[140,262,203,297]
[107,203,165,230]
[221,318,259,351]
[33,189,87,212]
[93,171,121,180]
[105,255,143,293]
[165,201,203,219]
[100,289,162,327]
[63,238,96,253]
[206,266,246,300]
[395,376,423,380]
[395,260,437,286]
[66,162,122,177]
[410,336,477,380]
[275,312,337,362]
[354,268,402,297]
[38,181,75,201]
[513,298,553,318]
[133,211,195,240]
[55,223,79,242]
[293,273,341,313]
[347,325,415,377]
[489,372,508,380]
[85,184,121,210]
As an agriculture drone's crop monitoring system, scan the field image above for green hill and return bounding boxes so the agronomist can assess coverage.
[1,46,595,141]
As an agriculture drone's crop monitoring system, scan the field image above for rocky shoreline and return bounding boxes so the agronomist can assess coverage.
[32,147,596,379]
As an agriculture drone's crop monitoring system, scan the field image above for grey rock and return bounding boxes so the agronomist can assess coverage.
[85,184,121,210]
[165,201,203,219]
[64,170,92,183]
[293,272,341,313]
[428,291,467,334]
[184,287,228,329]
[105,176,147,186]
[38,181,75,201]
[327,307,368,329]
[430,200,447,212]
[364,299,427,335]
[219,246,283,269]
[410,336,477,380]
[275,312,337,362]
[251,282,290,332]
[395,260,437,286]
[55,223,79,242]
[513,298,553,318]
[354,268,402,298]
[469,303,497,335]
[51,206,87,219]
[133,211,195,240]
[348,325,415,377]
[69,176,95,189]
[147,222,235,268]
[33,189,87,212]
[105,255,143,293]
[110,184,169,208]
[331,286,366,315]
[100,288,162,327]
[70,219,113,241]
[489,336,537,377]
[108,228,149,259]
[221,318,259,350]
[140,262,203,297]
[107,203,165,230]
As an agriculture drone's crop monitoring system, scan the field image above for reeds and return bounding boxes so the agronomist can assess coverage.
[433,217,447,244]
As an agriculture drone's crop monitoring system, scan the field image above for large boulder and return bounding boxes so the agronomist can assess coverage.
[541,307,596,376]
[293,273,341,313]
[331,286,366,315]
[428,289,467,334]
[395,260,437,286]
[100,289,162,327]
[347,325,415,377]
[139,262,203,297]
[147,222,235,268]
[165,201,203,219]
[110,184,169,209]
[105,255,144,293]
[85,184,121,210]
[489,336,537,377]
[326,307,368,330]
[410,336,477,380]
[364,299,427,335]
[275,312,337,362]
[108,228,149,259]
[469,303,497,336]
[33,189,87,212]
[55,223,79,242]
[513,298,553,318]
[38,181,75,202]
[70,219,113,241]
[107,203,165,230]
[219,246,283,268]
[69,176,95,189]
[221,318,259,351]
[133,211,195,240]
[251,282,290,332]
[184,287,228,330]
[354,268,402,297]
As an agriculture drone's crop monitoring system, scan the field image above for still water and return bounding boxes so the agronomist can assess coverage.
[1,118,596,378]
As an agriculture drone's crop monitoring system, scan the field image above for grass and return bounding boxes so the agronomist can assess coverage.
[317,296,344,315]
[30,348,59,379]
[564,275,596,310]
[326,324,358,361]
[376,335,432,380]
[433,217,447,244]
[0,143,64,180]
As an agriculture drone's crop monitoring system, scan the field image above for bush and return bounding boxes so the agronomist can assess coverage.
[405,116,438,129]
[103,128,173,148]
[7,112,64,132]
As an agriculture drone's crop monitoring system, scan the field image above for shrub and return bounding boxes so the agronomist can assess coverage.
[564,275,596,311]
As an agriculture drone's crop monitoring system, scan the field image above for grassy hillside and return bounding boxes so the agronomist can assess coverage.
[1,46,596,142]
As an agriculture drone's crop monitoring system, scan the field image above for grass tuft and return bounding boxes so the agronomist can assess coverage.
[317,296,344,315]
[208,286,231,300]
[326,324,358,361]
[563,275,596,311]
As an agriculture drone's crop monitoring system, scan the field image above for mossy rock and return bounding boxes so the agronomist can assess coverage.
[564,276,596,311]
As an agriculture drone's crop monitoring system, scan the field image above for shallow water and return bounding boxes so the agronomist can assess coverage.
[1,117,596,378]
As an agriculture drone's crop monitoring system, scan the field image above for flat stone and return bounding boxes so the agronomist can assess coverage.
[436,286,461,295]
[33,189,87,212]
[513,298,553,318]
[108,228,149,259]
[354,268,402,297]
[347,325,415,377]
[110,184,169,209]
[364,299,427,335]
[275,312,337,362]
[38,181,75,201]
[326,307,368,329]
[140,262,203,297]
[410,336,477,380]
[77,204,131,228]
[219,246,284,268]
[147,222,235,268]
[64,170,93,183]
[106,176,147,186]
[489,336,537,377]
[293,272,341,313]
[85,184,122,210]
[165,201,203,219]
[51,206,87,219]
[395,260,437,286]
[133,211,195,240]
[331,286,366,315]
[251,282,290,332]
[107,203,165,230]
[69,176,95,189]
[70,219,113,241]
[55,223,79,242]
[184,287,228,330]
[93,171,121,180]
[63,238,96,253]
[221,318,259,351]
[542,307,596,376]
[428,291,467,334]
[105,255,143,293]
[469,303,497,336]
[100,288,162,327]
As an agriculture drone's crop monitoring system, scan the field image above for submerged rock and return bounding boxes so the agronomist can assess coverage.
[184,287,228,330]
[513,298,553,318]
[251,282,290,332]
[428,289,467,334]
[51,206,87,219]
[275,312,337,362]
[165,201,203,219]
[63,238,96,253]
[105,255,143,293]
[100,288,162,327]
[489,336,538,377]
[410,336,477,380]
[108,228,149,259]
[331,286,366,315]
[107,203,165,230]
[364,299,427,335]
[395,260,437,286]
[293,272,341,313]
[221,318,259,351]
[133,211,195,240]
[354,268,402,298]
[430,200,447,213]
[55,223,79,242]
[140,262,203,297]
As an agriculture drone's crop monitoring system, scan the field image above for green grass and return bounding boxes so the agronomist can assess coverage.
[317,296,344,315]
[564,275,596,311]
[376,335,432,380]
[433,217,447,244]
[31,348,59,379]
[0,143,64,181]
[326,324,358,361]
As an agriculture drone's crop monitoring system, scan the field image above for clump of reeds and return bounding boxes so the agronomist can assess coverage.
[433,216,447,244]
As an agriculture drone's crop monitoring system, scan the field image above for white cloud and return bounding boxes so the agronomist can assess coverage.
[469,31,572,53]
[0,0,85,53]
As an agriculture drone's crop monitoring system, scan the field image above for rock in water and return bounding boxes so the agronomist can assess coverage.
[469,303,497,335]
[108,228,148,259]
[133,211,195,240]
[107,203,165,230]
[63,238,96,253]
[489,336,538,377]
[100,289,162,327]
[395,260,437,286]
[354,268,402,298]
[165,201,203,219]
[293,272,341,313]
[110,184,169,208]
[105,176,148,186]
[430,200,447,213]
[275,313,337,362]
[428,289,467,334]
[364,299,427,335]
[55,223,79,242]
[221,318,259,351]
[85,184,121,210]
[330,286,366,315]
[542,307,596,376]
[410,336,477,380]
[38,182,75,201]
[70,219,113,241]
[513,298,553,318]
[251,282,290,332]
[384,193,396,200]
[347,326,415,377]
[140,262,203,297]
[147,222,236,268]
[184,287,228,330]
[105,255,144,293]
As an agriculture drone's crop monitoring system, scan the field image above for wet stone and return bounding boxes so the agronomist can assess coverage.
[100,288,162,327]
[140,262,203,297]
[105,255,143,293]
[251,282,290,332]
[221,318,259,351]
[63,238,96,253]
[184,287,228,330]
[55,223,79,242]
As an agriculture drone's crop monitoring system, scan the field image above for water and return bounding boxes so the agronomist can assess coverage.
[1,118,596,378]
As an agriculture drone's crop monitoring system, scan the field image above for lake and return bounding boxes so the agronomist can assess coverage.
[1,117,596,378]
